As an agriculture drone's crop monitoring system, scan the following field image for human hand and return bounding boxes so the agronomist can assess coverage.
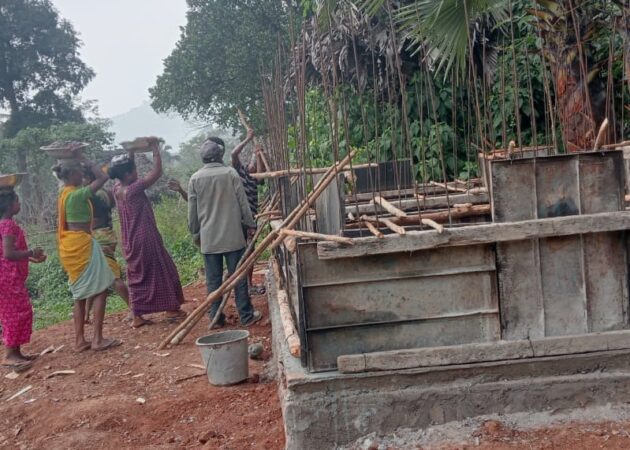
[29,248,46,263]
[246,128,255,141]
[167,179,183,193]
[247,227,256,239]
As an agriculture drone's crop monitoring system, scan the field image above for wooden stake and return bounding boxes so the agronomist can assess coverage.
[371,196,408,218]
[281,228,354,245]
[250,163,376,180]
[594,118,610,149]
[158,151,357,349]
[421,218,444,233]
[361,215,406,235]
[348,205,490,229]
[363,220,384,238]
[429,181,467,193]
[277,289,301,357]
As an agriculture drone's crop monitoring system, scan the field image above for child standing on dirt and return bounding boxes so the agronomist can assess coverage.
[0,188,46,371]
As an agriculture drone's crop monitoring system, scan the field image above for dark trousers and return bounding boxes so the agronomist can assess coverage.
[204,248,254,325]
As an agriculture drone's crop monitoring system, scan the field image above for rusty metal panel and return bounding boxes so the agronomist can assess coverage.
[539,236,588,335]
[304,272,497,329]
[298,243,495,288]
[497,240,544,339]
[307,314,500,372]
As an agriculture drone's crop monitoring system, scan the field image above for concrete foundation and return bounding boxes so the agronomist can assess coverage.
[268,271,630,449]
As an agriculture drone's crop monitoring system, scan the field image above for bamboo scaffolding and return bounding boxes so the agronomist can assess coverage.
[158,150,357,349]
[250,163,377,180]
[280,228,355,245]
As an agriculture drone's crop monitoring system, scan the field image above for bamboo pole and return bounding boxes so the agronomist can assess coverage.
[594,118,609,150]
[371,196,408,218]
[421,218,444,233]
[277,289,301,357]
[348,204,490,229]
[250,163,376,180]
[280,228,355,245]
[363,220,384,238]
[361,215,406,235]
[158,151,357,349]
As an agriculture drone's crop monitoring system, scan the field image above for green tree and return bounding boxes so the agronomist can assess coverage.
[0,0,95,207]
[0,120,114,223]
[150,0,295,131]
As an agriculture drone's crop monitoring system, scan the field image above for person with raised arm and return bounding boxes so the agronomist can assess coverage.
[54,157,119,352]
[108,140,185,326]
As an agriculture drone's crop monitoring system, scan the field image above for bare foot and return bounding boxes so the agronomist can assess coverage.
[165,310,187,323]
[91,338,122,352]
[76,341,91,353]
[131,317,154,329]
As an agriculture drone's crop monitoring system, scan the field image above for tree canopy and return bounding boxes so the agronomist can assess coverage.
[150,0,295,131]
[0,0,94,137]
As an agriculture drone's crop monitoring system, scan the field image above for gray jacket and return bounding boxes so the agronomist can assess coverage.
[188,163,256,254]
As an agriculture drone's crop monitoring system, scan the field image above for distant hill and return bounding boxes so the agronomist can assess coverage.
[109,102,203,151]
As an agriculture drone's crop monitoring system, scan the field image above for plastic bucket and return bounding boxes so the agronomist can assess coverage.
[195,330,250,386]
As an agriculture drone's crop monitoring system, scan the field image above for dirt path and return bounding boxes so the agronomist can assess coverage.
[0,273,284,450]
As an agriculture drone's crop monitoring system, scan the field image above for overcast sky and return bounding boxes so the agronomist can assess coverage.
[51,0,188,118]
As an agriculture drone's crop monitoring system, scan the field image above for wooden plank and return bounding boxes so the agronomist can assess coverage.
[490,159,536,222]
[346,192,489,216]
[318,211,630,259]
[299,243,495,288]
[583,232,628,332]
[314,174,344,235]
[338,340,535,373]
[535,157,580,218]
[307,314,500,372]
[497,240,544,340]
[539,236,588,336]
[337,329,630,373]
[303,271,497,328]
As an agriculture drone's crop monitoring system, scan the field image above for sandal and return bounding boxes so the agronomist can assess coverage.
[2,360,33,373]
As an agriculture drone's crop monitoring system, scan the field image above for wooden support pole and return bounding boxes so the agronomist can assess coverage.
[250,163,376,180]
[594,118,610,150]
[363,220,384,238]
[158,151,357,349]
[371,196,408,218]
[361,215,406,235]
[277,289,301,358]
[430,180,466,193]
[421,218,444,234]
[281,228,354,245]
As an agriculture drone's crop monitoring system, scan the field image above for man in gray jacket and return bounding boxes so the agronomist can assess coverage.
[188,137,262,327]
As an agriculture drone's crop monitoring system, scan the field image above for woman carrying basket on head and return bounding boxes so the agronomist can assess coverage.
[54,158,120,352]
[108,140,185,325]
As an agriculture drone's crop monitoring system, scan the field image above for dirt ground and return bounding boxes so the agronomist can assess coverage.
[0,271,285,450]
[5,271,630,450]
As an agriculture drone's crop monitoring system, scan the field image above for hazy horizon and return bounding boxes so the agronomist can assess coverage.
[51,0,188,119]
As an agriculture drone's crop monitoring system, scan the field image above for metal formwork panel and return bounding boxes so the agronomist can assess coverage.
[492,151,628,339]
[298,243,500,372]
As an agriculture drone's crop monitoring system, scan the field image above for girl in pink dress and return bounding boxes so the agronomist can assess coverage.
[0,189,46,370]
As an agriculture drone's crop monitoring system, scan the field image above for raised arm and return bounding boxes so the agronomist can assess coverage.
[232,171,256,229]
[83,158,109,194]
[231,128,255,167]
[142,141,163,188]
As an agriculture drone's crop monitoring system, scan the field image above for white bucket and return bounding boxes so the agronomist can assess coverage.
[195,330,250,386]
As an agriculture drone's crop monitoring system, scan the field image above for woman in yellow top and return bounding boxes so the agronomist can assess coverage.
[54,158,120,352]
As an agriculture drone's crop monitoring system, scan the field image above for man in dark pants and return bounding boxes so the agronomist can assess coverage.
[187,137,262,328]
